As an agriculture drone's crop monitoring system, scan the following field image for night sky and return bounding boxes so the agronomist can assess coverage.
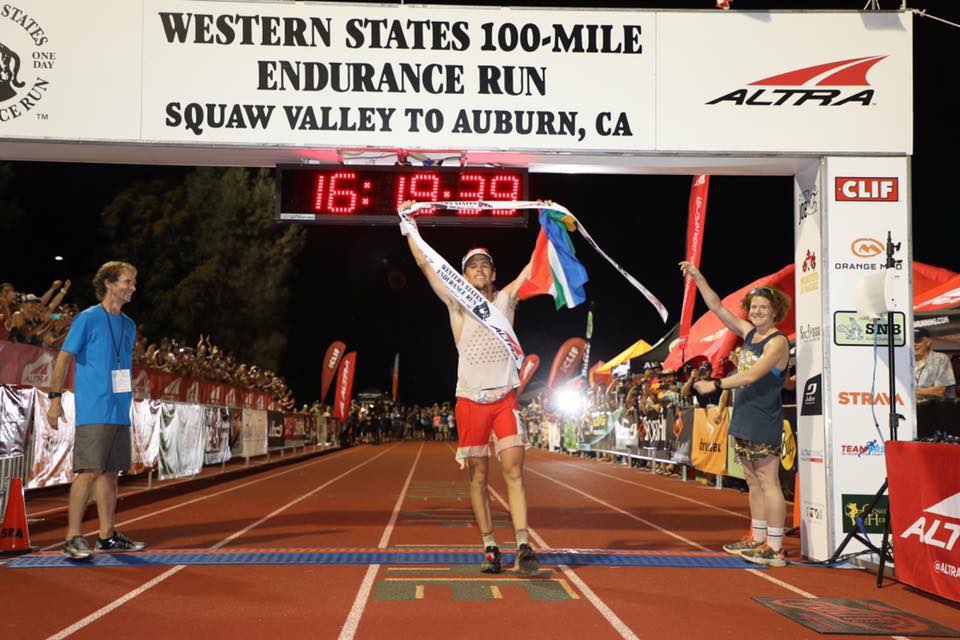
[2,1,958,406]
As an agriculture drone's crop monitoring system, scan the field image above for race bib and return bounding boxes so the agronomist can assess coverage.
[112,369,132,393]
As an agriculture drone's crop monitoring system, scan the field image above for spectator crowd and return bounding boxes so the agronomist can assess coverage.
[1,278,296,411]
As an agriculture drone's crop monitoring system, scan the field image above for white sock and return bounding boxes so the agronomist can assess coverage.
[481,531,497,548]
[766,527,784,552]
[515,529,529,546]
[751,519,768,543]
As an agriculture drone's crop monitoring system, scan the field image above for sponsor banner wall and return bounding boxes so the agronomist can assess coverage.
[1,3,911,155]
[158,403,205,480]
[0,343,276,409]
[241,408,268,458]
[887,441,960,603]
[670,408,693,466]
[130,399,162,473]
[691,407,728,475]
[0,342,73,389]
[657,12,911,153]
[267,410,285,448]
[794,160,831,559]
[0,384,34,457]
[823,155,914,557]
[29,389,75,488]
[203,406,232,465]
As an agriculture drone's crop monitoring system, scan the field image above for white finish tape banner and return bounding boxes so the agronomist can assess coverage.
[0,1,912,155]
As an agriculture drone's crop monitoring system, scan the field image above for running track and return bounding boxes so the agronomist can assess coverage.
[3,442,958,639]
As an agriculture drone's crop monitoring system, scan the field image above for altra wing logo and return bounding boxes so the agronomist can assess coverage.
[707,55,886,107]
[925,492,960,519]
[901,490,960,552]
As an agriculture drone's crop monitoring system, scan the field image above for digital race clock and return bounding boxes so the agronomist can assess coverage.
[276,164,529,226]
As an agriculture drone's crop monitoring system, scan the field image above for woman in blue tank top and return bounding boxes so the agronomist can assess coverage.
[680,261,791,568]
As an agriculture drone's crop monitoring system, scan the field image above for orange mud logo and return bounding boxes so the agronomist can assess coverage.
[0,4,54,123]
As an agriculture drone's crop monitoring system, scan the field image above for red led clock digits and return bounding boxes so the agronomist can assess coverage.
[313,171,364,214]
[489,174,521,216]
[458,174,485,216]
[396,173,440,215]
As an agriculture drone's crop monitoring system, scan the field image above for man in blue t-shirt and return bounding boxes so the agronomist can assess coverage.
[47,261,146,560]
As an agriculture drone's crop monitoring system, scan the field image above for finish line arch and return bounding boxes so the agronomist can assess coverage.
[0,1,916,563]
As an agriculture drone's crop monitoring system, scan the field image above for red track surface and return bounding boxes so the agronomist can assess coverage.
[3,442,959,639]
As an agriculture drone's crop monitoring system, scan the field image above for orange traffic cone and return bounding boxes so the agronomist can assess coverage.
[1,478,33,556]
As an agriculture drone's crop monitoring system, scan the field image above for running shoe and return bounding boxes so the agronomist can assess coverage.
[62,535,93,560]
[515,543,540,575]
[740,543,787,567]
[480,545,502,574]
[722,536,763,556]
[95,531,146,552]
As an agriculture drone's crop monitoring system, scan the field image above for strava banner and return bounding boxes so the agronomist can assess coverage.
[321,340,346,404]
[678,175,709,356]
[547,337,587,390]
[518,354,540,395]
[333,352,357,422]
[887,441,960,603]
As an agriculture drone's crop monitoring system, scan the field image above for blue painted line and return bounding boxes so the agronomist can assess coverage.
[6,549,759,570]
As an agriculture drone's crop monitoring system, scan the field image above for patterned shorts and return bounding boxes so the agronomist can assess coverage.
[733,437,780,462]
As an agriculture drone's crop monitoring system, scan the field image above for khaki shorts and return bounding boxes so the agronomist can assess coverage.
[73,424,131,473]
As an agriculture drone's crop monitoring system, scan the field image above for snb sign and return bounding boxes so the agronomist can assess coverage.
[835,177,899,202]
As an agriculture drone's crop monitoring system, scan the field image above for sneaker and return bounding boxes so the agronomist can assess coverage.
[515,543,540,575]
[722,536,763,556]
[480,545,502,574]
[95,531,146,552]
[740,543,787,567]
[62,535,93,560]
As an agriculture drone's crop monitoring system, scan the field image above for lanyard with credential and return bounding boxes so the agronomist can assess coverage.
[100,304,125,368]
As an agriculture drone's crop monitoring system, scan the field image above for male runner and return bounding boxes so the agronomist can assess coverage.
[401,202,540,574]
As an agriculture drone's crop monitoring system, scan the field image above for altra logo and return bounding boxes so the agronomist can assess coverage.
[20,351,52,387]
[901,490,960,552]
[133,370,150,398]
[835,177,899,202]
[162,377,181,400]
[707,55,886,107]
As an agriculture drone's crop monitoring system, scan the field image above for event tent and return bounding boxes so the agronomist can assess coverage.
[592,339,653,378]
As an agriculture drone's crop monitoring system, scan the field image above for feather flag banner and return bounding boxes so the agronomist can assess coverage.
[517,209,589,309]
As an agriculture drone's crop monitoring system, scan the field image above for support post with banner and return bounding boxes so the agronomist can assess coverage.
[794,156,914,562]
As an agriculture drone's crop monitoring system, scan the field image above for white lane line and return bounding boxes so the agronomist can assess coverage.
[338,442,424,640]
[547,458,750,520]
[38,448,355,552]
[487,485,641,640]
[455,442,640,640]
[44,446,397,640]
[528,463,914,640]
[526,466,710,551]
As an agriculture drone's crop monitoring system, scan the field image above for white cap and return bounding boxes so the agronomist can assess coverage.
[461,247,494,270]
